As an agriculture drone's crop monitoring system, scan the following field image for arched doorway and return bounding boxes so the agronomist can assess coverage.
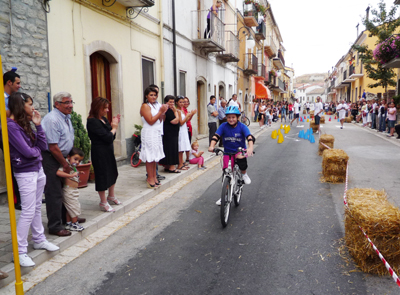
[90,52,112,122]
[84,41,125,158]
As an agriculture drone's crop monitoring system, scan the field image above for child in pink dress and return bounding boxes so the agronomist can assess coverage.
[189,141,207,170]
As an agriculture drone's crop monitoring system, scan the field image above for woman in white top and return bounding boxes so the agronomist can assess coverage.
[258,101,266,127]
[140,87,168,188]
[176,96,196,170]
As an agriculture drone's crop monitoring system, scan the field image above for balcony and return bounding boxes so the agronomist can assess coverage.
[255,22,266,41]
[218,31,239,63]
[272,57,284,69]
[349,65,364,79]
[343,69,356,83]
[192,10,225,53]
[264,35,278,57]
[257,63,266,79]
[243,53,258,75]
[243,3,258,27]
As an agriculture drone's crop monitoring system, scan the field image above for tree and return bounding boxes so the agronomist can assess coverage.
[352,0,400,96]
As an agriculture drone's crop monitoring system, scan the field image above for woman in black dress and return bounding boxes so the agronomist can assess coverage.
[87,97,121,212]
[159,95,180,173]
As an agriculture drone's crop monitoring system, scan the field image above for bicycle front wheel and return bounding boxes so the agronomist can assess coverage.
[220,177,231,228]
[130,151,141,167]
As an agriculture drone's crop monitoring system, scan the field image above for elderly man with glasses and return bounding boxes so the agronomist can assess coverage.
[41,92,82,236]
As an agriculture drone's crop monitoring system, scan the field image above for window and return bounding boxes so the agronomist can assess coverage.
[142,58,155,92]
[179,71,186,96]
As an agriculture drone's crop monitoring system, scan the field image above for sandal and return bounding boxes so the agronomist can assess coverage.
[99,202,115,212]
[107,196,122,205]
[178,166,189,170]
[146,181,157,188]
[167,169,181,173]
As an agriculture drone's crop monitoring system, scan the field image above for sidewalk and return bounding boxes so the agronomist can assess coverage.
[0,118,272,288]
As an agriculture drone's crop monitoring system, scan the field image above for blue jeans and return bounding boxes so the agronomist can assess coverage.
[379,114,386,131]
[371,113,376,129]
[280,110,286,122]
[254,111,258,122]
[289,111,293,119]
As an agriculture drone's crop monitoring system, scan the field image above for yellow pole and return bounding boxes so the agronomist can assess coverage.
[0,56,24,294]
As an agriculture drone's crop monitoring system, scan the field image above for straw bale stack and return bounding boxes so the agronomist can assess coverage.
[309,120,318,133]
[321,149,348,183]
[310,110,314,116]
[320,116,325,124]
[318,134,334,156]
[345,188,400,275]
[303,110,306,114]
[345,116,352,123]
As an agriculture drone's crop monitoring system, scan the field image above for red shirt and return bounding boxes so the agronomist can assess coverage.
[183,107,192,134]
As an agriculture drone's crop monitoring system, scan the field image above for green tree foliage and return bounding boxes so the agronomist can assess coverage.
[70,111,91,163]
[352,0,400,93]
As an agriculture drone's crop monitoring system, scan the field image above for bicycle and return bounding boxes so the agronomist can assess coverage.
[130,134,142,167]
[240,112,250,126]
[214,147,250,228]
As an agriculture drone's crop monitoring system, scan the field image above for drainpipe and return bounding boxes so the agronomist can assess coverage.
[159,0,165,99]
[172,0,177,96]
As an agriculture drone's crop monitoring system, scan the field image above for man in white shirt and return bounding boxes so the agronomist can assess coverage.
[227,94,241,111]
[371,99,378,129]
[306,102,310,114]
[290,98,300,126]
[337,99,349,129]
[314,96,323,134]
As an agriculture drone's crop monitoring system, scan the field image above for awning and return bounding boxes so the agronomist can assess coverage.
[255,81,271,100]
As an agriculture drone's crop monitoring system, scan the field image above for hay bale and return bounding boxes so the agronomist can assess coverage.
[318,134,334,156]
[303,110,306,114]
[310,110,314,116]
[320,116,325,124]
[345,188,400,275]
[321,149,348,183]
[345,116,352,123]
[309,120,318,133]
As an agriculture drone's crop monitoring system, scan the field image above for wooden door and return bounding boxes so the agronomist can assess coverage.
[90,52,112,122]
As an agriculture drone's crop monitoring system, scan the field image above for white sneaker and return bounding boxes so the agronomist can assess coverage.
[33,240,59,252]
[242,174,251,184]
[19,254,35,267]
[216,199,221,206]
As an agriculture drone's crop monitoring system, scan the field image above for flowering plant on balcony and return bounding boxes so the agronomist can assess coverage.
[244,0,254,4]
[373,35,400,65]
[270,69,277,77]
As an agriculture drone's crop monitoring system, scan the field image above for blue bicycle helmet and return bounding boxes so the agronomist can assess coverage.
[225,106,241,115]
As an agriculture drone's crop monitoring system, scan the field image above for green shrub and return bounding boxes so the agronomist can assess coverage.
[70,111,91,163]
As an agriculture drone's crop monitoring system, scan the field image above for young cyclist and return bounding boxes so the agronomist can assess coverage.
[208,106,254,206]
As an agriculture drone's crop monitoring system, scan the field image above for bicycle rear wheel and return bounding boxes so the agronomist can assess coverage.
[220,177,231,228]
[243,116,250,126]
[130,151,141,167]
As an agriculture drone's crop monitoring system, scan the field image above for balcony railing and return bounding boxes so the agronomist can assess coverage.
[218,31,239,62]
[278,78,285,91]
[258,63,266,78]
[243,3,258,27]
[349,65,355,76]
[255,21,266,41]
[343,70,347,81]
[264,35,278,57]
[192,10,225,53]
[244,53,258,75]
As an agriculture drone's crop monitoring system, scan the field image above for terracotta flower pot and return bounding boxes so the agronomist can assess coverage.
[76,161,91,188]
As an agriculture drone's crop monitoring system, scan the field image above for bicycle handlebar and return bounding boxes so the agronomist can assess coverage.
[213,147,254,156]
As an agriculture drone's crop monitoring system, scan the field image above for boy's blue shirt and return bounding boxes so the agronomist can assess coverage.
[215,122,251,153]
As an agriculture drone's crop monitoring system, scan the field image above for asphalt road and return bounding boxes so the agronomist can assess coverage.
[91,130,365,295]
[27,126,376,295]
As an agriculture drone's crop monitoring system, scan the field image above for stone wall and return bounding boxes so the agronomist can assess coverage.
[0,0,50,114]
[0,0,50,191]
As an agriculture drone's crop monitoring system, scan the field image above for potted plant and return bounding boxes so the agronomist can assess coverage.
[70,111,91,188]
[373,35,400,65]
[89,164,95,182]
